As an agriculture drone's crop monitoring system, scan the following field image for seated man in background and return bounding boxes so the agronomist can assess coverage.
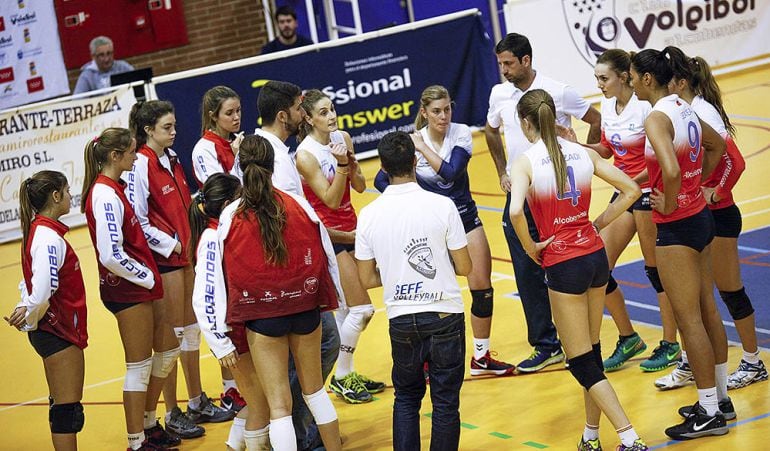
[261,5,314,54]
[74,36,134,94]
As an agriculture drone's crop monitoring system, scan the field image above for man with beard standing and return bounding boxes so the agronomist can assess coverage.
[261,6,315,54]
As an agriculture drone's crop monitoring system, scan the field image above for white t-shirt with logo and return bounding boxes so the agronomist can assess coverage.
[486,73,590,172]
[356,182,467,319]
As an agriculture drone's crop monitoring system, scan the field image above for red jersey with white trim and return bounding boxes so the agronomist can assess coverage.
[644,95,707,223]
[124,145,192,267]
[19,215,88,349]
[220,190,342,324]
[524,137,603,267]
[691,96,745,210]
[298,131,357,232]
[85,175,163,303]
[600,94,651,190]
[192,131,236,188]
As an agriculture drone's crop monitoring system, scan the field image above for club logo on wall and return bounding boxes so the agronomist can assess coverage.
[562,0,619,65]
[404,237,436,279]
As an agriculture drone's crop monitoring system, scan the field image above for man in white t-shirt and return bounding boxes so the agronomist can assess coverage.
[485,33,601,373]
[356,131,472,451]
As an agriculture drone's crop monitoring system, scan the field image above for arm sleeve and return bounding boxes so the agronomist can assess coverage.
[192,141,224,184]
[192,233,236,359]
[374,170,390,193]
[92,190,156,289]
[18,230,66,330]
[125,157,178,257]
[437,147,472,182]
[714,137,746,198]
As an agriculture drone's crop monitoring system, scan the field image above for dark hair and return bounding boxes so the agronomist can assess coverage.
[297,89,330,142]
[378,131,415,178]
[275,5,297,20]
[631,48,674,87]
[19,171,68,248]
[188,173,241,264]
[237,135,287,266]
[257,80,301,126]
[414,85,450,130]
[597,48,632,86]
[665,46,693,85]
[495,33,532,61]
[517,89,567,196]
[201,86,240,135]
[129,100,175,148]
[81,128,134,213]
[690,56,735,137]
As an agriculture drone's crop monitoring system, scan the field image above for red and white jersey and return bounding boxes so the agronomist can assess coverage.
[19,215,88,349]
[192,220,235,359]
[691,95,745,210]
[219,190,344,324]
[298,131,357,232]
[124,145,193,267]
[524,137,603,267]
[600,94,651,190]
[85,175,163,303]
[191,131,237,188]
[645,94,707,223]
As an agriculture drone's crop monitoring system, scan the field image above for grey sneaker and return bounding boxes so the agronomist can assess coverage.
[186,392,235,423]
[165,406,205,439]
[727,359,768,390]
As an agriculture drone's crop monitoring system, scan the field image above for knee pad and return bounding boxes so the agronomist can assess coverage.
[49,402,84,434]
[347,304,375,332]
[303,388,337,425]
[470,288,494,318]
[174,326,185,345]
[644,266,664,293]
[720,288,754,321]
[180,323,201,352]
[568,351,606,390]
[123,357,152,392]
[605,273,618,294]
[592,342,603,371]
[151,347,180,378]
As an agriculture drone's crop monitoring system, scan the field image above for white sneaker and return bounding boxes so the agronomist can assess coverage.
[727,359,768,390]
[655,360,694,390]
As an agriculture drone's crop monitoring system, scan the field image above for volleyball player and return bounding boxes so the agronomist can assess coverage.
[220,134,343,451]
[375,85,515,376]
[296,89,385,404]
[5,171,86,451]
[630,47,731,440]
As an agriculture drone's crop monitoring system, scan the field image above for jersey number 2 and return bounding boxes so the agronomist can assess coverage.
[558,166,581,207]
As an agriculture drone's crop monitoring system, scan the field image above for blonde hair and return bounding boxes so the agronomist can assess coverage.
[414,85,450,130]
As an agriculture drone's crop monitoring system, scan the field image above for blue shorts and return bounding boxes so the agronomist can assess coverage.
[610,191,651,213]
[461,213,482,234]
[245,308,320,338]
[545,248,609,295]
[656,207,715,252]
[332,242,355,255]
[710,204,742,238]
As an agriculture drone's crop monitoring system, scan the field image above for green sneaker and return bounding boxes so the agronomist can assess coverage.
[352,372,386,394]
[329,373,372,404]
[603,333,647,372]
[640,340,681,372]
[577,436,602,450]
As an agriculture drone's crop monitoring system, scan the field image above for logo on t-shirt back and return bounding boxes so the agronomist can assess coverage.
[403,237,436,279]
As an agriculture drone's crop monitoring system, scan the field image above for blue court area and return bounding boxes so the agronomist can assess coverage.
[612,226,770,349]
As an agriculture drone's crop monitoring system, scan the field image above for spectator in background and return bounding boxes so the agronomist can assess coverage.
[260,5,314,55]
[74,36,134,94]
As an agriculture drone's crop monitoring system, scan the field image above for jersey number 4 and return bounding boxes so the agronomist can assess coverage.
[557,166,582,207]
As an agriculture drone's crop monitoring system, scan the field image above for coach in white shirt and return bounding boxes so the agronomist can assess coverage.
[484,33,602,373]
[356,131,472,451]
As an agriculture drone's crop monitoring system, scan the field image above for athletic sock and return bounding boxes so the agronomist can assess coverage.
[336,305,372,379]
[681,350,689,365]
[473,338,490,360]
[698,387,719,416]
[715,362,729,401]
[616,424,639,447]
[583,423,599,441]
[223,378,238,392]
[268,416,296,450]
[128,432,145,450]
[227,417,246,450]
[143,410,156,429]
[188,394,202,411]
[744,349,760,365]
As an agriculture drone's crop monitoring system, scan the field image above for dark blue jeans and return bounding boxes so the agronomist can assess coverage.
[502,193,560,350]
[390,312,465,451]
[289,310,340,450]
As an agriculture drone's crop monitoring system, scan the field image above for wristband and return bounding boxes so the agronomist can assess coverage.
[337,163,349,167]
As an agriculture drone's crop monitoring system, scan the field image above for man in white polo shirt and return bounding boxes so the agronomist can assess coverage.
[356,131,472,451]
[485,33,602,373]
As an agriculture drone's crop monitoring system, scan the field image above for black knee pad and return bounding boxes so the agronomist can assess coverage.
[49,402,85,434]
[592,342,603,371]
[719,288,754,321]
[470,288,494,318]
[644,266,664,293]
[568,351,606,390]
[605,273,618,294]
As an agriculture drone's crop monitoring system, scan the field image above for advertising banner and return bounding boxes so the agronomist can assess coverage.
[0,85,136,242]
[153,11,498,189]
[504,0,769,97]
[0,0,70,110]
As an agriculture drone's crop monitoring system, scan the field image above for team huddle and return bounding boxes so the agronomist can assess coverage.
[5,32,767,451]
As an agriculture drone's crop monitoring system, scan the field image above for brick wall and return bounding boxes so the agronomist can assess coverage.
[64,0,269,90]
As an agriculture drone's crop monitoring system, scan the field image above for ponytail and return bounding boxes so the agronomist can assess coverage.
[414,85,450,130]
[691,56,735,137]
[19,171,68,248]
[188,173,241,264]
[129,100,174,148]
[236,135,288,266]
[517,89,567,195]
[297,89,331,143]
[81,128,133,212]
